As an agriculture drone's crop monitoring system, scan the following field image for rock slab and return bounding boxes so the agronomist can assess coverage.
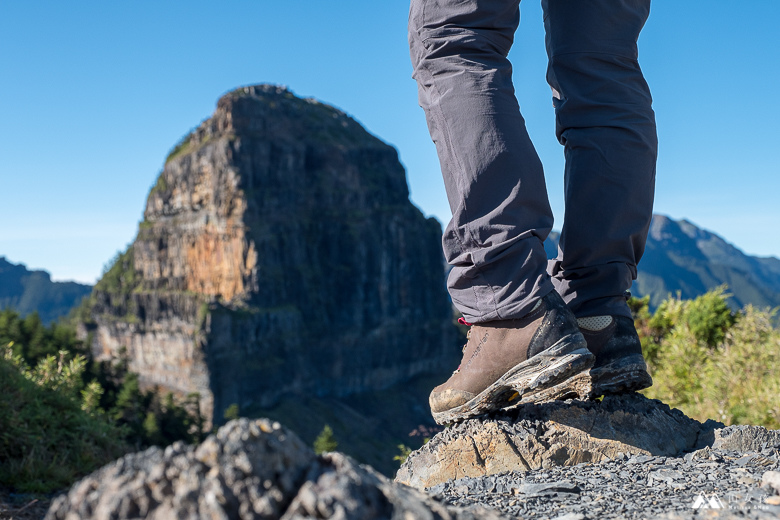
[46,418,506,520]
[396,394,716,490]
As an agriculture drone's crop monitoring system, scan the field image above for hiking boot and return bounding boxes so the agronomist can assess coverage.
[430,291,594,424]
[577,315,653,396]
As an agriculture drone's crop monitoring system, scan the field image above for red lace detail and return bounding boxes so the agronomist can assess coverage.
[457,317,473,327]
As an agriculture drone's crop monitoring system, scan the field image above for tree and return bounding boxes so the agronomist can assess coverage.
[224,403,240,422]
[313,424,338,454]
[393,444,412,465]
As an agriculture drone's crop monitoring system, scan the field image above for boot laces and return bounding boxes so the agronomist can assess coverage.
[458,317,473,344]
[455,317,475,370]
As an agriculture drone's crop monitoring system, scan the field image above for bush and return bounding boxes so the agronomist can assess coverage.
[0,308,85,367]
[393,444,412,465]
[0,348,128,493]
[0,310,206,493]
[313,424,338,454]
[224,403,240,422]
[637,288,780,429]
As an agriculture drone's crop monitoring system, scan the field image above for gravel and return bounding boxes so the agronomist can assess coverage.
[426,446,780,519]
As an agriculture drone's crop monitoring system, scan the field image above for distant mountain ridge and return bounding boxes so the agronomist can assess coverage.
[635,214,780,309]
[0,257,92,324]
[545,215,780,310]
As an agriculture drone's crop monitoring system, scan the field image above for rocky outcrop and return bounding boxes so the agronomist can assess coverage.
[707,425,780,452]
[396,395,780,519]
[45,418,506,520]
[396,394,722,490]
[80,85,455,423]
[44,409,780,519]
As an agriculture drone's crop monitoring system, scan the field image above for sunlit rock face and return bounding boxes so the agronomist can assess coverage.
[81,85,455,424]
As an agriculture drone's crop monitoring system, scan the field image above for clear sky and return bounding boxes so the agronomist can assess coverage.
[1,1,779,284]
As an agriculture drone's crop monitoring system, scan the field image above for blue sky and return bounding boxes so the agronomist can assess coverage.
[1,1,779,284]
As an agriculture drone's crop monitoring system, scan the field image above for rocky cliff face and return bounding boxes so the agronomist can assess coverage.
[81,85,454,423]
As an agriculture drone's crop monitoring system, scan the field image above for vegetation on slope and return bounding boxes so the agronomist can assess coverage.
[93,247,139,295]
[0,347,127,492]
[0,309,84,366]
[634,287,780,429]
[0,309,204,493]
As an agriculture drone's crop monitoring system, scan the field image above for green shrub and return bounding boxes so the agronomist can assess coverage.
[0,347,128,493]
[313,424,338,454]
[393,444,412,465]
[639,288,780,429]
[0,309,206,495]
[0,308,85,366]
[224,403,240,422]
[94,247,138,295]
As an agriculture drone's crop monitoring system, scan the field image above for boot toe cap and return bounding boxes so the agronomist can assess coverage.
[429,387,475,414]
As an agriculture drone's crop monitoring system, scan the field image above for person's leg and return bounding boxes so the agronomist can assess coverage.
[409,0,554,324]
[543,0,657,320]
[409,0,593,423]
[542,0,657,394]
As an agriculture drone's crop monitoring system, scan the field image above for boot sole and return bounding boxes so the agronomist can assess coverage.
[431,333,594,425]
[590,354,653,396]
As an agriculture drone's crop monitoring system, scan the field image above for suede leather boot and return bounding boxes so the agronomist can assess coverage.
[430,291,594,424]
[578,315,653,395]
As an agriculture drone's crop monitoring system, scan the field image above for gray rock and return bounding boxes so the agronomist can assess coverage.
[45,418,508,520]
[763,470,780,494]
[396,393,705,489]
[515,481,580,497]
[283,452,507,520]
[711,425,780,452]
[427,445,780,519]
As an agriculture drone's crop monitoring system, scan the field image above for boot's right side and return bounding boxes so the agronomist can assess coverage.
[430,291,594,424]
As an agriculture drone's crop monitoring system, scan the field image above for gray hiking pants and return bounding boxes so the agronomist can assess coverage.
[409,0,657,323]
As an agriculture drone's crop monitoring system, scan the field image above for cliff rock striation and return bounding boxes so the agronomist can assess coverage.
[79,85,454,423]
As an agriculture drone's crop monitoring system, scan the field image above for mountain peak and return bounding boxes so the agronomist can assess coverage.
[82,86,455,425]
[636,214,780,310]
